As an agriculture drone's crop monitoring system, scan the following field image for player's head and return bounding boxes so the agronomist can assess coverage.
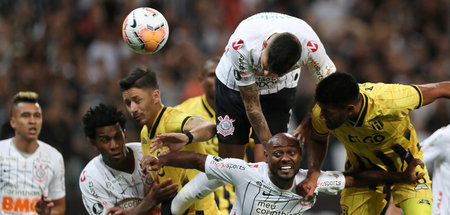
[261,32,301,77]
[315,72,360,129]
[265,133,302,187]
[10,91,42,142]
[200,57,219,102]
[119,67,161,126]
[83,104,128,165]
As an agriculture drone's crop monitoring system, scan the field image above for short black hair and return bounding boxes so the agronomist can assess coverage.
[315,72,360,108]
[119,67,159,91]
[82,104,126,140]
[267,32,301,76]
[10,91,39,115]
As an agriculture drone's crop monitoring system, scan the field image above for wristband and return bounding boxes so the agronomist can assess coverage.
[184,131,194,145]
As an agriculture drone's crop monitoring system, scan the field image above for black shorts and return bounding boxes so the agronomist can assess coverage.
[215,78,296,145]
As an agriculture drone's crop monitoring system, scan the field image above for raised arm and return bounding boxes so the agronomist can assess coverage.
[239,84,272,145]
[418,81,450,106]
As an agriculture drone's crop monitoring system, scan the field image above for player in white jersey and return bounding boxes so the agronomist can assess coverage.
[215,12,336,162]
[0,91,65,215]
[142,133,424,215]
[79,104,178,215]
[421,124,450,215]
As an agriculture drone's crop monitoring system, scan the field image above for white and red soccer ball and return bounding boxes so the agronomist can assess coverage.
[122,7,169,54]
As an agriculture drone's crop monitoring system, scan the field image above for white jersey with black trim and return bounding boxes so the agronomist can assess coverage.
[0,138,65,215]
[79,142,148,215]
[216,12,336,95]
[421,124,450,215]
[204,155,345,215]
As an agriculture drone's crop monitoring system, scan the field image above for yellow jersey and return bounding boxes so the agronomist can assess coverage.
[312,83,424,173]
[175,95,235,214]
[141,105,218,215]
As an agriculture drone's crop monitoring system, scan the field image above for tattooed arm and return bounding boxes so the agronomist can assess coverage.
[239,83,272,146]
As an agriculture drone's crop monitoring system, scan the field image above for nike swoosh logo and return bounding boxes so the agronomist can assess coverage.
[262,191,274,196]
[130,13,137,28]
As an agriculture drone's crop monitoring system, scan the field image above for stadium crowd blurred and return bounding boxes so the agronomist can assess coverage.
[0,0,449,214]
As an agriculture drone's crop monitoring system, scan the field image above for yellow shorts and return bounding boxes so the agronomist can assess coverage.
[340,166,432,215]
[214,184,235,215]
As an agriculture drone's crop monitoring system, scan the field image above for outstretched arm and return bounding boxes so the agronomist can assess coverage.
[345,158,425,187]
[141,151,207,173]
[239,84,272,146]
[418,81,450,106]
[150,118,216,153]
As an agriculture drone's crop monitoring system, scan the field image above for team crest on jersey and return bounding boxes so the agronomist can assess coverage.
[217,115,235,137]
[306,41,319,52]
[232,39,244,50]
[33,164,48,182]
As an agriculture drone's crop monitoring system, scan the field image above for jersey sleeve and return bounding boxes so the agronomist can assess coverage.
[204,155,250,185]
[48,151,66,200]
[303,40,336,82]
[421,125,450,164]
[369,84,423,118]
[315,171,345,195]
[311,104,330,135]
[227,40,256,87]
[79,172,115,215]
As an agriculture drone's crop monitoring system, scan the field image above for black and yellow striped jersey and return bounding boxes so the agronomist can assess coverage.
[312,83,424,173]
[140,105,218,214]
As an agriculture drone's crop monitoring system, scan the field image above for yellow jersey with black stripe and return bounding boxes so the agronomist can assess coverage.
[175,95,218,156]
[312,83,425,173]
[140,105,219,215]
[175,95,235,214]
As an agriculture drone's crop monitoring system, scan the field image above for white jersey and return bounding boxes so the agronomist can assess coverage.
[79,143,148,215]
[216,12,336,95]
[0,138,65,215]
[204,155,345,215]
[421,125,450,215]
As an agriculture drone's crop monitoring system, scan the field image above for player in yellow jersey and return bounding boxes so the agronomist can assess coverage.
[175,57,235,214]
[119,67,219,215]
[296,72,450,215]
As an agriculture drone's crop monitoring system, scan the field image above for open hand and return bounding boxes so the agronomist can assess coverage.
[403,158,425,183]
[140,155,162,174]
[150,133,189,154]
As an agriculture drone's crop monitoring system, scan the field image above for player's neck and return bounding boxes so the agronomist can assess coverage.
[269,173,294,190]
[206,96,214,109]
[13,136,39,154]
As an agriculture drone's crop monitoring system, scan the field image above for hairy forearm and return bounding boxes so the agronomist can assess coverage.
[160,151,207,172]
[239,84,272,145]
[127,198,157,215]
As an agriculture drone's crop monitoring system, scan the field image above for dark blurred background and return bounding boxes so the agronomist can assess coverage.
[0,0,449,214]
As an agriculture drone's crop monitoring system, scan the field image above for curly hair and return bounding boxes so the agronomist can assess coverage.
[82,104,126,140]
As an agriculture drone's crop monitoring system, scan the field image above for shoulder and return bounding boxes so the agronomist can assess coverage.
[37,140,63,158]
[0,138,12,151]
[176,96,202,109]
[80,156,103,183]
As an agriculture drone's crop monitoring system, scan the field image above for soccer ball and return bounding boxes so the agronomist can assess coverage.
[122,7,169,55]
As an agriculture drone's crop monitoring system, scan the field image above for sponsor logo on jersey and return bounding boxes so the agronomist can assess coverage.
[92,202,104,215]
[1,196,39,213]
[116,198,142,209]
[217,115,235,137]
[248,164,259,168]
[232,39,244,50]
[306,41,318,52]
[80,170,87,182]
[417,198,431,205]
